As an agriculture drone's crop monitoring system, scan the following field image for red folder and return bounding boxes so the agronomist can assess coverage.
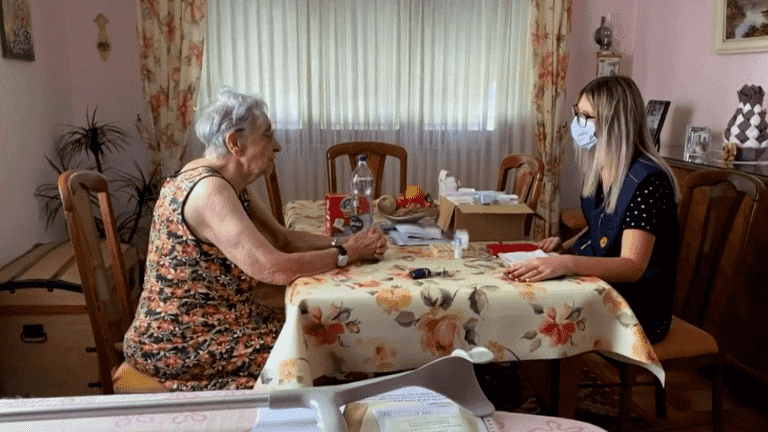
[486,242,539,256]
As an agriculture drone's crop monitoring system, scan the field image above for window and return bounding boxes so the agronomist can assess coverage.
[200,0,530,133]
[199,0,533,200]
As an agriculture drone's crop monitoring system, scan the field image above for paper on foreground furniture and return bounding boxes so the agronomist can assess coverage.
[342,386,494,432]
[253,386,493,432]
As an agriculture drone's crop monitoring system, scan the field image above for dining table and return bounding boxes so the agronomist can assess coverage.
[256,200,664,418]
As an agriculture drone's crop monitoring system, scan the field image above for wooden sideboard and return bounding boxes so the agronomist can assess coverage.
[664,150,768,385]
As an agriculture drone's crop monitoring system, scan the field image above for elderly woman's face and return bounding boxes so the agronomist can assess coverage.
[241,113,281,178]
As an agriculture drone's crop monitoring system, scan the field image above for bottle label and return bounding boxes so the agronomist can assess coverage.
[348,216,364,233]
[356,195,371,214]
[340,195,355,215]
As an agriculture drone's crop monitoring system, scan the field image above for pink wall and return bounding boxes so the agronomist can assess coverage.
[0,0,144,267]
[62,0,145,156]
[562,0,768,209]
[0,0,73,266]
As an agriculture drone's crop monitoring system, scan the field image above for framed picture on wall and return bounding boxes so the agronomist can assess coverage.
[596,52,621,77]
[0,0,35,61]
[646,100,671,151]
[713,0,768,54]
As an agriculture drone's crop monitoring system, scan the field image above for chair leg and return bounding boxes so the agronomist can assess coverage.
[654,378,667,418]
[550,358,560,416]
[617,362,637,432]
[712,357,724,432]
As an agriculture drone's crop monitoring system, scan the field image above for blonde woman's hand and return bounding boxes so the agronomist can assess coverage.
[503,255,571,282]
[538,237,564,253]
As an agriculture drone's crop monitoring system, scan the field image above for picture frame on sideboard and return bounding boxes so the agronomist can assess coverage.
[713,0,768,54]
[646,100,671,151]
[684,126,711,161]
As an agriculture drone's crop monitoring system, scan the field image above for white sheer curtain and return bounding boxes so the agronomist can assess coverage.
[199,0,533,202]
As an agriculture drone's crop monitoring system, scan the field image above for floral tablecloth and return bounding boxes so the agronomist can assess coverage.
[259,201,663,390]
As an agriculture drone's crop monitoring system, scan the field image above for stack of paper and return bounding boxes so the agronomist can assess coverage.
[498,249,548,265]
[387,223,451,246]
[343,386,492,432]
[252,406,321,431]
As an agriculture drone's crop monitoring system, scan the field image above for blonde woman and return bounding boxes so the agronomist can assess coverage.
[505,76,679,342]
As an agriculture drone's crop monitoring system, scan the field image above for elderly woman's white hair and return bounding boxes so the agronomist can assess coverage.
[195,87,269,159]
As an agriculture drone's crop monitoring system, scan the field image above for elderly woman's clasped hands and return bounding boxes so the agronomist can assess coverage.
[345,228,389,261]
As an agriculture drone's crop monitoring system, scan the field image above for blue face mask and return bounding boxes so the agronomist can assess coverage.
[570,116,597,150]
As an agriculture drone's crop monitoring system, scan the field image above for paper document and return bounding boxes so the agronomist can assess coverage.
[252,406,322,431]
[387,223,451,246]
[394,224,442,239]
[345,386,494,432]
[498,249,548,265]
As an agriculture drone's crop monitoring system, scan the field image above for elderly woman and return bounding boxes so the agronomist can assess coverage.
[123,88,388,391]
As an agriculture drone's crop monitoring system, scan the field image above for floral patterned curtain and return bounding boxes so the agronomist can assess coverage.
[530,0,572,239]
[136,0,206,177]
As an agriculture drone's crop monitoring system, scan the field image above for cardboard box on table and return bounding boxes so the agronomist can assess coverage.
[436,198,534,242]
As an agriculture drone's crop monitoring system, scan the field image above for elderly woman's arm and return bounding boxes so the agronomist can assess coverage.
[242,187,342,252]
[184,177,383,285]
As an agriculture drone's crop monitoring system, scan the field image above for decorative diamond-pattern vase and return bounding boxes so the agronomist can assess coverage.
[724,85,768,161]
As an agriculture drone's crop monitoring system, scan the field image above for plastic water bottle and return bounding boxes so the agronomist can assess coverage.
[351,155,375,230]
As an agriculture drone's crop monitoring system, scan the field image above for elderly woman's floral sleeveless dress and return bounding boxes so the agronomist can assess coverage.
[124,167,285,391]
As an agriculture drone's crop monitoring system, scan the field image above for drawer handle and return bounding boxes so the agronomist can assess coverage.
[88,381,102,388]
[86,346,97,353]
[20,324,47,343]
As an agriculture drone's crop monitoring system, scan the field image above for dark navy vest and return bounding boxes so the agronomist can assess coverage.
[572,154,678,338]
[573,154,662,258]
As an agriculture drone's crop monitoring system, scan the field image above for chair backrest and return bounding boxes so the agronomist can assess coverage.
[674,170,764,329]
[496,153,545,211]
[265,167,285,226]
[326,141,408,199]
[58,170,135,394]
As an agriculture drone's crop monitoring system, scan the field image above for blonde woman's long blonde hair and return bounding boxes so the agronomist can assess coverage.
[575,75,679,213]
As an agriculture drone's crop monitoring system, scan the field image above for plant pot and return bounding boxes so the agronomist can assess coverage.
[735,145,768,162]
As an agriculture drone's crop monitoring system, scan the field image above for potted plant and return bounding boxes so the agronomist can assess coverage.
[35,107,160,250]
[56,106,129,174]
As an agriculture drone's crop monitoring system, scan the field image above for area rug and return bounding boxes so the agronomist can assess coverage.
[506,353,717,431]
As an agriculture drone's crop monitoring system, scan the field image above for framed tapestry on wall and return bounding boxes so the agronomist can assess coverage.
[713,0,768,54]
[0,0,35,61]
[596,51,621,77]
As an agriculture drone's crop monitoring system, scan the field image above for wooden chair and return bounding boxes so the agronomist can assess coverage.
[496,153,544,210]
[612,170,765,431]
[496,153,545,235]
[326,141,408,198]
[59,170,166,394]
[265,167,285,226]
